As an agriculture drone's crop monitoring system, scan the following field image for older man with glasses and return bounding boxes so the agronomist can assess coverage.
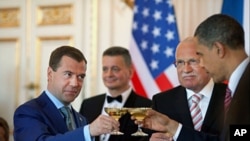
[132,37,227,141]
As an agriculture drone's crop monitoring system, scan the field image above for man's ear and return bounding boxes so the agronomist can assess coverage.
[214,41,226,58]
[47,67,52,79]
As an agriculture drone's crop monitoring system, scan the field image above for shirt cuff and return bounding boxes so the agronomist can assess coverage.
[173,123,182,140]
[83,125,94,141]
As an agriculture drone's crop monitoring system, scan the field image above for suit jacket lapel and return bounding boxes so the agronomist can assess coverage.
[202,83,226,129]
[86,94,106,123]
[123,91,137,107]
[175,87,194,128]
[37,92,68,133]
[72,108,86,127]
[227,62,250,123]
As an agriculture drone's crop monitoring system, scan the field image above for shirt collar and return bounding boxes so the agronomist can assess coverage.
[186,78,214,100]
[45,90,72,109]
[106,86,132,104]
[228,57,250,96]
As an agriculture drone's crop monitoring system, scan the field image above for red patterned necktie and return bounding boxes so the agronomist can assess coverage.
[190,94,203,131]
[224,87,232,113]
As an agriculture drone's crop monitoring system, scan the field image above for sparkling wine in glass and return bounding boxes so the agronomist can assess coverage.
[128,107,151,136]
[104,107,128,135]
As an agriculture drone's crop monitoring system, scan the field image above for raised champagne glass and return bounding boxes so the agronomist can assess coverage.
[128,107,151,136]
[104,107,128,135]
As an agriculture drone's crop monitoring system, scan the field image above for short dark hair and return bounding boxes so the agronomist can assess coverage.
[49,46,87,71]
[0,117,9,141]
[194,14,244,49]
[103,46,132,67]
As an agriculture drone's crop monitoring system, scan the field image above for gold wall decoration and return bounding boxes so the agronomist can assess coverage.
[37,5,73,25]
[0,8,20,27]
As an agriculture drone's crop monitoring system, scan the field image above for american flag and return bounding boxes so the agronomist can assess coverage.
[130,0,180,99]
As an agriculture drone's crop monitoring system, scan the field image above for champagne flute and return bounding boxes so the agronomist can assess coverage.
[104,107,128,135]
[128,107,151,136]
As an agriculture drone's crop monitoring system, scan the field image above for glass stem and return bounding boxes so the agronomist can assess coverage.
[138,124,142,132]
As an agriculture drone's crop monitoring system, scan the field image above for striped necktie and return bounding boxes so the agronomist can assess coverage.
[190,94,203,131]
[224,87,232,113]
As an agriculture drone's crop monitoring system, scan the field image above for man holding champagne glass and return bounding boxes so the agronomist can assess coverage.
[80,46,152,141]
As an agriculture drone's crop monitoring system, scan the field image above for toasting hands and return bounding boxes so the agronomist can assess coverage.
[89,114,120,136]
[131,109,178,138]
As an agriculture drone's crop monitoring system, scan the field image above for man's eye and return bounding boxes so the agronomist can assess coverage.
[78,75,85,80]
[189,59,196,63]
[176,61,184,65]
[64,72,72,77]
[102,67,108,72]
[112,67,120,72]
[189,59,200,65]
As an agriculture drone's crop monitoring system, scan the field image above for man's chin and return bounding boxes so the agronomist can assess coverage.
[211,76,226,83]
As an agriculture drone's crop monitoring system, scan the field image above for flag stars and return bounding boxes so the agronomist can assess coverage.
[140,40,148,50]
[132,0,180,78]
[165,30,175,41]
[164,47,174,58]
[141,24,149,34]
[166,13,175,24]
[142,8,150,18]
[155,0,163,4]
[166,0,173,7]
[134,5,138,14]
[152,26,161,38]
[150,59,159,70]
[153,10,162,21]
[133,22,138,30]
[151,43,160,54]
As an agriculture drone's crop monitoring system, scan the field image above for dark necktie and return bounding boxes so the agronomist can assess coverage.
[107,95,122,103]
[60,106,76,130]
[224,87,232,113]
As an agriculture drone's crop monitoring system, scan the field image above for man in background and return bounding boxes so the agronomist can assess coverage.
[80,46,152,141]
[131,37,227,141]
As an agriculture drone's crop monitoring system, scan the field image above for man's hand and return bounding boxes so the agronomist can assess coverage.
[131,109,179,135]
[89,115,119,136]
[150,132,173,141]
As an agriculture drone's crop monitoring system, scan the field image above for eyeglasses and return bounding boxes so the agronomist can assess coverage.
[174,59,200,68]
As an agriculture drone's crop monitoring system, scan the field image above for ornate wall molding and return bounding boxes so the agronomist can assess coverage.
[0,8,20,27]
[37,5,72,25]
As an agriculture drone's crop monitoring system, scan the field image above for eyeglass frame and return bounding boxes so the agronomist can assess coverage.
[173,58,200,68]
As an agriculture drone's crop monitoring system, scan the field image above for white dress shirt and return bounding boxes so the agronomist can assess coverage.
[100,87,132,141]
[173,79,214,140]
[227,57,249,96]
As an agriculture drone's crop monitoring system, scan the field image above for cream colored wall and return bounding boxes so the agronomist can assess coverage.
[174,0,223,40]
[86,0,133,99]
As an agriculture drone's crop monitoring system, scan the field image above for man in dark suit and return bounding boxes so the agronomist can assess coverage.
[14,46,119,141]
[194,14,250,141]
[79,46,152,141]
[132,37,227,141]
